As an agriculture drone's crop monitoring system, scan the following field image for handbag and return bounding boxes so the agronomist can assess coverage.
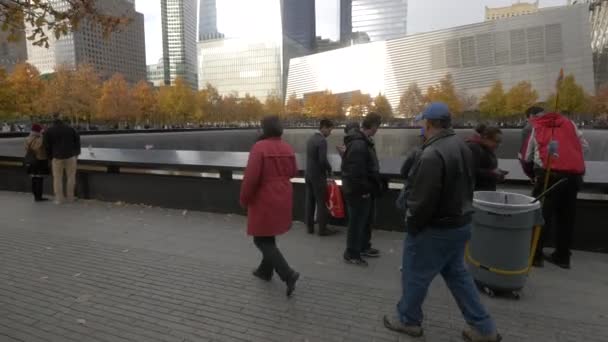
[326,180,345,219]
[24,145,37,167]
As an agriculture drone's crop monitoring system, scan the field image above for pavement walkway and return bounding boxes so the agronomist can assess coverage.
[0,191,607,342]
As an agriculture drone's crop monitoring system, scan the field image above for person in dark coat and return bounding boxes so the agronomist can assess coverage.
[43,113,81,204]
[466,125,507,191]
[24,124,50,201]
[341,113,384,266]
[240,116,300,297]
[305,119,336,236]
[396,128,426,211]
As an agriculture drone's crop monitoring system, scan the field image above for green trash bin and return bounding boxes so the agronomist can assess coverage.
[465,191,544,298]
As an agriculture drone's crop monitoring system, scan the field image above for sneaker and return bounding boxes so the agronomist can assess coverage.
[383,315,423,337]
[545,252,571,269]
[307,226,314,234]
[252,269,272,282]
[286,272,300,297]
[361,248,380,258]
[343,255,368,266]
[462,328,502,342]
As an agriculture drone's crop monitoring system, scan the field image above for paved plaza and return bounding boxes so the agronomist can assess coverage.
[0,191,607,342]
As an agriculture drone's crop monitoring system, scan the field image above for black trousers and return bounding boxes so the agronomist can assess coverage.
[305,179,328,232]
[533,172,582,259]
[31,176,45,200]
[253,237,293,282]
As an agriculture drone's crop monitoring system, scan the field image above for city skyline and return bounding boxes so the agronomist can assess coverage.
[137,0,568,65]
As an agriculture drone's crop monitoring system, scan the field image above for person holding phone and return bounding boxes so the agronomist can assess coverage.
[466,124,508,191]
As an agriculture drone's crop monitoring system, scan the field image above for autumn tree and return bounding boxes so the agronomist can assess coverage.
[371,93,393,119]
[479,81,506,119]
[426,74,463,114]
[0,0,130,48]
[590,84,608,115]
[506,81,538,116]
[264,92,284,117]
[348,91,371,117]
[97,73,135,125]
[546,74,588,114]
[0,68,15,121]
[285,93,303,116]
[397,83,424,118]
[218,94,240,122]
[197,83,222,122]
[131,80,158,126]
[304,90,343,119]
[71,64,101,125]
[157,77,196,124]
[8,63,44,119]
[239,94,264,122]
[40,65,73,119]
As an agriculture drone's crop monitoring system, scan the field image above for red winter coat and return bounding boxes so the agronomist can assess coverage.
[240,137,298,236]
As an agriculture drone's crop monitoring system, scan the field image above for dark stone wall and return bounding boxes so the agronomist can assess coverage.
[1,165,606,253]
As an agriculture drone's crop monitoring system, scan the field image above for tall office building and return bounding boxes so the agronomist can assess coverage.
[340,0,353,43]
[161,0,198,88]
[486,1,539,21]
[351,0,408,42]
[26,0,146,83]
[0,29,27,73]
[197,0,315,101]
[199,0,222,41]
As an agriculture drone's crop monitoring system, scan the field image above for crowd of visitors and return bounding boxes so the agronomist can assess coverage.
[21,101,588,341]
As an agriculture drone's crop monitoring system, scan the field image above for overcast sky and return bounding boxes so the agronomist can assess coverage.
[135,0,568,65]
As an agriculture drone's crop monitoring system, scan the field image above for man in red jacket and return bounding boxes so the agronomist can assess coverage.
[521,110,588,269]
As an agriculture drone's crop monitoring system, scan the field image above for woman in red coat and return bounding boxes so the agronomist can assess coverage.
[240,116,300,297]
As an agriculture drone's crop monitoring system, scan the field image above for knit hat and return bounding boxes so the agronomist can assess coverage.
[31,124,42,133]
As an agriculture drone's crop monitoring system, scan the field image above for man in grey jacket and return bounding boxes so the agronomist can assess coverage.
[305,119,336,236]
[383,103,501,342]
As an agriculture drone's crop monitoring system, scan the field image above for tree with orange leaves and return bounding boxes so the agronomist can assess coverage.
[131,80,158,126]
[8,63,44,120]
[97,73,135,125]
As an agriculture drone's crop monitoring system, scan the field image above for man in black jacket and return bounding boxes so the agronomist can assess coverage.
[43,114,81,204]
[305,119,336,236]
[383,103,500,342]
[341,113,383,266]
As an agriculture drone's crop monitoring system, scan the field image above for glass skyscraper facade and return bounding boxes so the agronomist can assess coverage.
[161,0,198,88]
[197,0,314,100]
[26,0,146,83]
[351,0,408,42]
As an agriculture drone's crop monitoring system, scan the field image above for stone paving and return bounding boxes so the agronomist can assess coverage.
[0,191,607,342]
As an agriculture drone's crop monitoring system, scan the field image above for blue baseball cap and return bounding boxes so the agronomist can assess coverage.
[415,102,451,122]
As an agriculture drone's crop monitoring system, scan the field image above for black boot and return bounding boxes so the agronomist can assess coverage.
[33,177,48,202]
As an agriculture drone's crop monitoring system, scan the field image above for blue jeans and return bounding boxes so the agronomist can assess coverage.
[397,225,497,335]
[344,194,373,259]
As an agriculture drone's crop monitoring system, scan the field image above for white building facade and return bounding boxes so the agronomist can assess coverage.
[286,4,595,111]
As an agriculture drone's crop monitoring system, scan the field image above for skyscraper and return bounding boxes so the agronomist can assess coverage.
[161,0,198,88]
[26,0,146,83]
[340,0,353,44]
[198,0,221,41]
[351,0,408,42]
[0,29,27,73]
[197,0,315,100]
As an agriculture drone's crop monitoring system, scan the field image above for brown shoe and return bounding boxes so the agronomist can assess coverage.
[383,315,423,337]
[462,328,502,342]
